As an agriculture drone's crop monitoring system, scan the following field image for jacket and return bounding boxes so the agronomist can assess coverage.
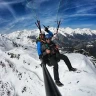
[41,41,59,57]
[37,31,53,56]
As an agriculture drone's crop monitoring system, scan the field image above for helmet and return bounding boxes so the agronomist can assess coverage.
[42,31,45,34]
[39,31,45,37]
[40,31,45,35]
[45,34,51,39]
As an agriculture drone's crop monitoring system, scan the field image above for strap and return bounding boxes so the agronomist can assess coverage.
[35,20,42,33]
[54,20,61,35]
[56,20,61,34]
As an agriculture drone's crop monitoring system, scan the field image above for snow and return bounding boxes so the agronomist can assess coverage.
[0,28,96,96]
[92,30,96,35]
[49,27,96,36]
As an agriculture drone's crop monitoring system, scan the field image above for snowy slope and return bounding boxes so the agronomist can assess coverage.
[0,29,96,96]
[0,34,14,51]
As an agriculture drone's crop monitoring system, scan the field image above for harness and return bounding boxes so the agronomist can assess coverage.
[45,42,59,55]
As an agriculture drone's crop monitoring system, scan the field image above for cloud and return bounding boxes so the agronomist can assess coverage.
[70,14,96,17]
[26,0,49,9]
[41,16,56,25]
[63,2,95,12]
[70,24,94,29]
[2,13,57,33]
[1,14,36,33]
[0,17,10,24]
[0,0,96,33]
[61,13,96,21]
[76,6,96,14]
[0,1,17,19]
[0,0,25,5]
[62,0,96,17]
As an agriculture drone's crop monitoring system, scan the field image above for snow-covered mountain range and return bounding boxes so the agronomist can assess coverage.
[2,27,96,38]
[0,28,96,96]
[49,27,96,36]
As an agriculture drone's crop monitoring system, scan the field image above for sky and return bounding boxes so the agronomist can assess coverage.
[0,0,96,33]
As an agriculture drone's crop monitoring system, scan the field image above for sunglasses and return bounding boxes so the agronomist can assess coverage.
[40,34,45,36]
[46,38,51,40]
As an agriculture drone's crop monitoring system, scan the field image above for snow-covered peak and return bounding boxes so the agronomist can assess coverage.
[92,30,96,34]
[49,27,96,36]
[3,27,96,39]
[63,27,95,35]
[5,29,38,39]
[0,27,95,50]
[64,27,74,33]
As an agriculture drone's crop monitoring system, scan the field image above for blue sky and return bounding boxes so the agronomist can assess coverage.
[0,0,96,33]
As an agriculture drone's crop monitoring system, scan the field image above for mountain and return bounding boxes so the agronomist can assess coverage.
[49,27,96,57]
[1,27,96,57]
[2,27,96,56]
[0,28,96,96]
[49,27,96,36]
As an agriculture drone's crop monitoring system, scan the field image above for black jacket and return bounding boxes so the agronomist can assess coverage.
[41,41,59,58]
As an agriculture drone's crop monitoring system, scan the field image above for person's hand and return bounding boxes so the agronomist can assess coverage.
[44,27,49,32]
[56,45,59,49]
[39,55,43,60]
[46,49,51,54]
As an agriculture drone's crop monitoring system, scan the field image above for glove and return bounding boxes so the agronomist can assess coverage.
[44,27,49,32]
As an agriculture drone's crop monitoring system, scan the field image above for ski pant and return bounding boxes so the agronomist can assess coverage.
[49,53,73,81]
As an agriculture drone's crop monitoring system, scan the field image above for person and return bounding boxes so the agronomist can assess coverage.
[41,34,77,86]
[36,27,53,60]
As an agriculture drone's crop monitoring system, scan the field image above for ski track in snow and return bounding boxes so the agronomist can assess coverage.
[22,66,43,82]
[0,29,96,96]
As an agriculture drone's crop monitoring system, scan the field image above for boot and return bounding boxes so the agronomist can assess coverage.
[69,67,77,71]
[55,80,64,87]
